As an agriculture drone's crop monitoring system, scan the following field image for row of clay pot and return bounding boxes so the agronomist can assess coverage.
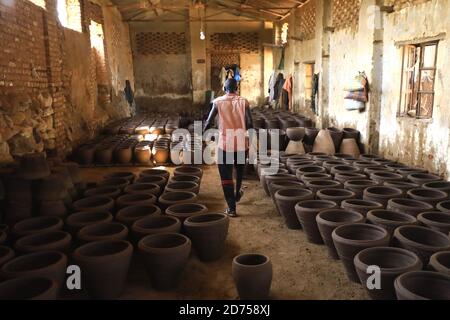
[258,151,450,299]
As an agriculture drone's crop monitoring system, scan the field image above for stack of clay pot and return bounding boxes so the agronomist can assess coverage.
[259,150,450,300]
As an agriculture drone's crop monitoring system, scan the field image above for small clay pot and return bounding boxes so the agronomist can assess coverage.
[341,199,384,217]
[166,203,208,223]
[422,181,450,197]
[275,188,314,229]
[73,240,133,299]
[300,173,332,184]
[1,251,67,288]
[384,181,419,193]
[370,172,404,184]
[407,188,448,207]
[304,127,320,145]
[14,231,72,254]
[73,196,114,213]
[184,213,229,262]
[65,211,113,234]
[135,146,152,164]
[232,253,272,300]
[353,160,378,172]
[140,169,170,181]
[363,186,403,206]
[397,168,428,178]
[12,216,64,238]
[387,198,434,217]
[334,173,367,184]
[268,181,305,215]
[38,200,68,218]
[135,175,168,191]
[84,186,121,199]
[158,191,198,212]
[295,200,338,244]
[295,166,326,180]
[437,200,450,212]
[116,205,161,228]
[170,174,201,185]
[174,166,203,179]
[77,222,128,243]
[417,211,450,234]
[98,177,130,191]
[354,247,422,300]
[95,147,113,165]
[165,181,200,195]
[322,160,345,172]
[0,246,15,268]
[407,173,442,185]
[317,188,355,205]
[124,183,161,197]
[394,271,450,300]
[316,209,365,259]
[364,166,394,176]
[77,145,95,165]
[0,277,58,300]
[367,209,417,238]
[428,251,450,275]
[393,225,450,264]
[305,180,342,194]
[330,165,359,176]
[131,215,181,241]
[116,193,157,209]
[104,172,135,183]
[332,223,390,282]
[138,233,191,290]
[344,180,379,198]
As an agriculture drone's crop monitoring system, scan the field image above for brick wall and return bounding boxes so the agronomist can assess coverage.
[386,0,432,10]
[332,0,361,31]
[296,0,316,40]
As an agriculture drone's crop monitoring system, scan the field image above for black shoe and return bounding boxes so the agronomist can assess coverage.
[225,208,238,217]
[236,190,244,203]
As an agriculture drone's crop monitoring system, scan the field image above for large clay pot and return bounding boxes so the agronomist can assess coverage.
[428,251,450,275]
[275,188,314,229]
[342,128,360,140]
[14,231,71,254]
[0,277,59,300]
[12,216,63,238]
[73,240,133,299]
[158,191,198,212]
[295,200,338,244]
[65,211,113,234]
[98,178,130,191]
[394,271,450,300]
[174,166,203,179]
[317,188,355,205]
[316,209,365,259]
[407,188,448,207]
[184,213,229,262]
[363,186,403,206]
[305,180,342,194]
[1,251,67,288]
[84,186,121,199]
[312,129,335,155]
[232,253,272,300]
[341,199,383,217]
[384,181,419,193]
[0,246,14,268]
[268,180,305,215]
[417,211,450,234]
[116,193,157,210]
[170,174,201,185]
[393,225,450,264]
[326,127,344,151]
[387,198,433,217]
[367,209,417,238]
[73,196,114,213]
[104,172,135,183]
[165,181,200,195]
[300,173,332,184]
[423,181,450,198]
[166,203,208,223]
[138,233,191,290]
[339,138,360,158]
[131,216,181,242]
[354,247,422,300]
[124,183,161,197]
[116,205,161,228]
[407,173,441,185]
[304,127,320,146]
[77,222,128,243]
[344,180,379,198]
[332,223,390,282]
[140,169,170,181]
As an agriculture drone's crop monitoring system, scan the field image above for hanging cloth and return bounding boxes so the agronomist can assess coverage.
[219,67,227,89]
[273,73,284,101]
[268,70,277,102]
[278,47,285,70]
[311,73,319,114]
[282,74,293,111]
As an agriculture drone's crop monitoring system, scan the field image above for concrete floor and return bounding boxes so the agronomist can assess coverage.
[78,164,367,300]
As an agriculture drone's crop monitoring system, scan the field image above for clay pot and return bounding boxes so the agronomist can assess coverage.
[174,166,203,179]
[232,253,272,300]
[37,174,67,201]
[12,216,64,238]
[1,250,67,290]
[73,240,133,299]
[354,247,422,300]
[359,154,380,161]
[330,165,359,176]
[184,213,229,261]
[140,168,170,181]
[95,147,113,165]
[387,198,433,217]
[77,145,96,165]
[417,212,450,234]
[295,200,338,244]
[51,166,76,199]
[295,166,326,180]
[14,231,71,254]
[342,128,360,140]
[77,222,128,243]
[73,196,114,213]
[84,186,121,199]
[286,127,305,141]
[384,181,419,193]
[423,181,450,198]
[370,172,404,184]
[317,189,355,205]
[305,180,342,194]
[170,174,201,185]
[104,172,135,183]
[407,188,448,207]
[408,173,442,185]
[131,216,181,241]
[98,177,130,191]
[428,251,450,275]
[165,181,200,195]
[397,168,428,178]
[134,146,151,164]
[17,153,50,180]
[116,193,157,209]
[0,276,60,300]
[116,205,161,228]
[334,173,366,184]
[275,188,314,229]
[437,200,450,212]
[3,201,33,225]
[300,173,332,184]
[65,211,113,234]
[367,209,417,238]
[166,203,208,223]
[158,191,198,212]
[334,153,354,160]
[304,127,320,145]
[363,186,403,206]
[322,160,345,172]
[138,233,191,290]
[340,199,383,217]
[364,166,393,176]
[326,127,344,151]
[312,129,335,155]
[0,246,14,268]
[316,209,365,259]
[344,179,379,198]
[38,200,68,218]
[124,183,161,197]
[268,181,305,215]
[394,271,450,300]
[332,223,390,282]
[393,225,450,264]
[353,160,378,172]
[264,174,297,197]
[339,138,360,158]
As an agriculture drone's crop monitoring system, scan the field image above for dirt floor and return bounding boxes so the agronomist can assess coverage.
[78,164,368,300]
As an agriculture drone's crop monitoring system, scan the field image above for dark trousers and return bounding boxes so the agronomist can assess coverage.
[217,149,246,211]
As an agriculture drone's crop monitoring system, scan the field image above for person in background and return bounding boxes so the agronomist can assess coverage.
[124,80,135,117]
[204,78,253,217]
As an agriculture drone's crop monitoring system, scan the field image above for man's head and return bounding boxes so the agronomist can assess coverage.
[224,78,238,93]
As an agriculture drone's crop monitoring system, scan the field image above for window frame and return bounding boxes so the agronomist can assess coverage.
[304,62,315,102]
